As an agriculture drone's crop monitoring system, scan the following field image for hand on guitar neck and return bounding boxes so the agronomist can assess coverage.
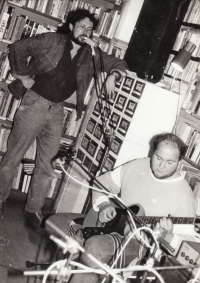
[98,202,117,225]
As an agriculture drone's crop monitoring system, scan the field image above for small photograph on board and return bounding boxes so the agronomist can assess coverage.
[90,163,98,175]
[115,80,121,89]
[96,148,104,162]
[109,112,120,129]
[83,156,92,170]
[132,80,145,98]
[81,135,90,150]
[110,137,123,155]
[86,118,96,134]
[108,90,118,105]
[124,100,137,117]
[94,123,103,140]
[122,76,134,93]
[77,149,84,162]
[87,140,98,157]
[118,118,130,136]
[115,95,127,111]
[104,155,116,171]
[92,101,101,117]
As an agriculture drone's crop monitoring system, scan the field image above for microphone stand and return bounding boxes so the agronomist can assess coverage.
[87,42,115,177]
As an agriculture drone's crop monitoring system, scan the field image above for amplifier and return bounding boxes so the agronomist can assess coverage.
[176,241,200,278]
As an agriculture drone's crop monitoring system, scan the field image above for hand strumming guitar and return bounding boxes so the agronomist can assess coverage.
[98,202,117,223]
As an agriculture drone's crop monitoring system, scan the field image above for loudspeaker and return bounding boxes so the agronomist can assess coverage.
[124,0,190,83]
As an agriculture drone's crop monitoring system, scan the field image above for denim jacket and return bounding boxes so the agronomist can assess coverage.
[8,32,128,113]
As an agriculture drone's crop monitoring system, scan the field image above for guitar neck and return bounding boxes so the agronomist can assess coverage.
[139,216,195,226]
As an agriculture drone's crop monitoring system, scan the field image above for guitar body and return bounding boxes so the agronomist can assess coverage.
[82,203,145,240]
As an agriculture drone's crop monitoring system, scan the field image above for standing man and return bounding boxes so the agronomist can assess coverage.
[0,9,128,221]
[67,133,198,283]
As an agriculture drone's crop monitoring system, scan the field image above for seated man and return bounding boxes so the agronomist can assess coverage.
[48,133,198,283]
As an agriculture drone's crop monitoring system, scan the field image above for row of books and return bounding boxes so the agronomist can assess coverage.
[47,168,62,198]
[178,158,200,203]
[178,123,200,164]
[0,125,37,161]
[8,0,70,20]
[110,45,126,59]
[12,159,63,197]
[0,125,11,152]
[0,8,56,42]
[94,9,120,39]
[6,0,121,39]
[0,89,21,121]
[181,69,200,114]
[184,0,200,25]
[173,26,200,58]
[164,53,199,83]
[193,181,200,207]
[12,163,32,193]
[62,106,73,135]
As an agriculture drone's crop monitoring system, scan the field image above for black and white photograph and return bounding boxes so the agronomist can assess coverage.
[0,1,198,283]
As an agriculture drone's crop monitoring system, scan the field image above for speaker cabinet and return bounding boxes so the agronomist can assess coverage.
[124,0,190,83]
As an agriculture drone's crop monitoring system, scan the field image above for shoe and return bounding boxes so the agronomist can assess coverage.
[0,200,5,218]
[23,211,43,224]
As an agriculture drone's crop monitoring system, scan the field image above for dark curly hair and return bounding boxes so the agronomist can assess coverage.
[149,133,187,161]
[57,9,99,34]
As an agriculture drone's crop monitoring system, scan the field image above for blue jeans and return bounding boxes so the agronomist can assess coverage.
[0,89,63,212]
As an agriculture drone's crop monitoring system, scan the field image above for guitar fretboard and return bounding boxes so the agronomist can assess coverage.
[105,213,197,228]
[139,216,195,226]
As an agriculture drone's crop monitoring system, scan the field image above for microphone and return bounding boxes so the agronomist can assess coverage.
[83,37,97,55]
[83,37,97,48]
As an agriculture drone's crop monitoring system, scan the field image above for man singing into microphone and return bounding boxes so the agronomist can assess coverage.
[0,9,128,221]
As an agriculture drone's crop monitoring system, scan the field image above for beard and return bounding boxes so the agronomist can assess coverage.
[70,33,86,46]
[150,160,177,179]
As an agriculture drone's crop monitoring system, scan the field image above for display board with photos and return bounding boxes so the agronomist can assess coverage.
[76,75,146,176]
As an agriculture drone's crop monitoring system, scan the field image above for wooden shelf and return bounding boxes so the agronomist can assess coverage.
[62,134,76,141]
[182,21,200,30]
[183,157,200,171]
[0,118,12,127]
[0,151,35,163]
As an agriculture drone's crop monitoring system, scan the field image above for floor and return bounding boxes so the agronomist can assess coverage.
[0,189,57,283]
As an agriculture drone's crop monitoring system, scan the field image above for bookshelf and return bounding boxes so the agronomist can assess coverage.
[0,0,128,199]
[164,0,200,88]
[160,0,200,209]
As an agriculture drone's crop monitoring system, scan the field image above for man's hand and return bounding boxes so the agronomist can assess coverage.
[21,77,35,89]
[155,217,174,243]
[98,202,116,223]
[104,74,116,98]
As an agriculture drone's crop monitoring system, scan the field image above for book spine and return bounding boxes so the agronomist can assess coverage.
[0,12,10,39]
